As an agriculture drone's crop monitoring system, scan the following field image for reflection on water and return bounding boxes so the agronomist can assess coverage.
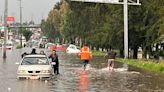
[79,71,89,92]
[0,48,164,92]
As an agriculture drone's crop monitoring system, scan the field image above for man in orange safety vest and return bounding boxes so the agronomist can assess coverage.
[79,43,92,70]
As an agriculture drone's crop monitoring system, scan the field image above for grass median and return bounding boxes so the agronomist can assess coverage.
[117,58,164,73]
[92,50,106,56]
[92,50,164,73]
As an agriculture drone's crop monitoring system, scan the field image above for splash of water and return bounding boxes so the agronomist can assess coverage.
[114,63,128,72]
[8,88,11,92]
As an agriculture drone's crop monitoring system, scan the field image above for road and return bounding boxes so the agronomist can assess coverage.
[0,47,164,92]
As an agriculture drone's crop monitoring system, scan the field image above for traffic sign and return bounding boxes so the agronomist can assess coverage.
[7,16,15,22]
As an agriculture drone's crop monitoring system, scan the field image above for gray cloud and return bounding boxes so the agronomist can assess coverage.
[0,0,60,24]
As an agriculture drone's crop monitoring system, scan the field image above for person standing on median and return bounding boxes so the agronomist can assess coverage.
[49,49,59,75]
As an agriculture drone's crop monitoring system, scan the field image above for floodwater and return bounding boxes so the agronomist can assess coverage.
[0,48,164,92]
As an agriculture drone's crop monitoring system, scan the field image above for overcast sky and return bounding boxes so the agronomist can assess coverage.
[0,0,60,24]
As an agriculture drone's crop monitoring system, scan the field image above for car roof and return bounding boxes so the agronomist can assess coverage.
[24,54,47,58]
[69,44,76,47]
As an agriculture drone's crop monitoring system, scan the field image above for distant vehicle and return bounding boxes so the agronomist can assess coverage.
[61,44,68,52]
[50,44,67,52]
[6,41,13,49]
[28,39,39,48]
[66,44,80,54]
[39,36,48,48]
[0,40,13,50]
[17,54,53,79]
[56,44,67,52]
[45,42,55,49]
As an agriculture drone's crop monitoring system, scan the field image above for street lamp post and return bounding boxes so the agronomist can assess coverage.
[124,0,128,58]
[19,0,23,48]
[3,0,8,58]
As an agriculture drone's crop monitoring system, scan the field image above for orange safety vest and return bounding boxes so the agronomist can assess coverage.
[79,46,92,60]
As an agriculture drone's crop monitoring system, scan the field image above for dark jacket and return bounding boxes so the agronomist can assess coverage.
[49,54,59,66]
[21,52,28,58]
[105,51,117,59]
[31,48,37,54]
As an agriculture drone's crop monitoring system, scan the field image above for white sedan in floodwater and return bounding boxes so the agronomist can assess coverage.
[17,54,53,79]
[66,44,80,54]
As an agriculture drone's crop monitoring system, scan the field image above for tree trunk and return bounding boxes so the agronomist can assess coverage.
[102,48,104,51]
[96,46,99,51]
[133,47,138,59]
[119,49,124,58]
[143,47,147,59]
[91,46,94,50]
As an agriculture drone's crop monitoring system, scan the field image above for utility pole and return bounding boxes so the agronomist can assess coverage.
[3,0,8,58]
[19,0,23,48]
[124,0,128,58]
[0,16,2,23]
[0,16,2,39]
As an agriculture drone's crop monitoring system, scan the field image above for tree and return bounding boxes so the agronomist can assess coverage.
[22,28,32,41]
[42,0,164,59]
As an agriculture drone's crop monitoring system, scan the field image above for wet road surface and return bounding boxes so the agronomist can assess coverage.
[0,48,164,92]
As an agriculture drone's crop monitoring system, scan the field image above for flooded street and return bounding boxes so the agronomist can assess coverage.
[0,48,164,92]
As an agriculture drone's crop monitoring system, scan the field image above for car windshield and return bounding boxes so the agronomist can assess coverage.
[69,46,76,49]
[21,57,49,65]
[6,43,13,46]
[77,47,80,49]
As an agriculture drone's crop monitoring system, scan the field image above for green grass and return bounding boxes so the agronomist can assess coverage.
[117,58,164,73]
[91,50,164,73]
[92,50,106,56]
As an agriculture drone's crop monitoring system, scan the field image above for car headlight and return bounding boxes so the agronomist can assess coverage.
[17,70,26,73]
[41,70,50,73]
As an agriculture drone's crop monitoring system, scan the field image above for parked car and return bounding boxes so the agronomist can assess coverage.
[49,44,67,52]
[45,42,55,49]
[0,40,13,50]
[17,54,53,79]
[56,44,67,52]
[6,40,14,50]
[66,44,80,54]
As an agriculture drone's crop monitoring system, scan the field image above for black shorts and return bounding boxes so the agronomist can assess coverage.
[84,60,89,64]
